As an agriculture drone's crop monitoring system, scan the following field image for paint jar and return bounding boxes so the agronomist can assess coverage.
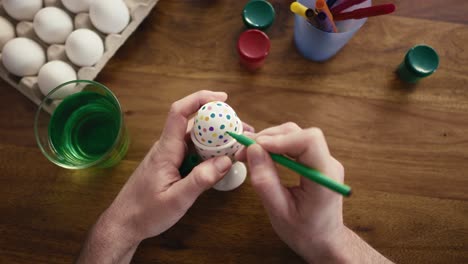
[242,0,275,31]
[237,29,271,71]
[397,45,439,83]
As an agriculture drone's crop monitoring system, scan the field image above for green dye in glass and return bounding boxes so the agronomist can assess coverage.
[48,91,126,167]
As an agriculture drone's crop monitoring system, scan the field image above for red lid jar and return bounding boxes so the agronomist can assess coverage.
[237,29,271,71]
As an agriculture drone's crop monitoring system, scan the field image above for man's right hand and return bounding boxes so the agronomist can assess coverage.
[236,123,392,263]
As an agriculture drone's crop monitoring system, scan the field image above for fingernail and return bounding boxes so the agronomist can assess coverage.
[214,156,231,173]
[248,144,266,166]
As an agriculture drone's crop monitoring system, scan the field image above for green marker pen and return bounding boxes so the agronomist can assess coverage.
[227,132,352,196]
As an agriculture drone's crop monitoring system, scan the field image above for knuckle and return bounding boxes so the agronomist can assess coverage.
[169,101,181,115]
[191,165,216,189]
[336,160,344,172]
[284,122,300,131]
[305,127,325,142]
[250,172,272,188]
[333,158,345,176]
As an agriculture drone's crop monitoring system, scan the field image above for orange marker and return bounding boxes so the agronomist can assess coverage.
[315,0,337,32]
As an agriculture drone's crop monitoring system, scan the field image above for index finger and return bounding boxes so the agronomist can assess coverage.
[256,128,341,193]
[256,128,331,172]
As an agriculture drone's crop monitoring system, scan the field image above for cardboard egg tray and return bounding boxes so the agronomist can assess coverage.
[0,0,159,106]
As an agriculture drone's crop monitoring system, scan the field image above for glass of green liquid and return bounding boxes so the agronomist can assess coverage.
[34,80,129,169]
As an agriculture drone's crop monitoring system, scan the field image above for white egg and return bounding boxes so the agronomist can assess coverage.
[3,0,43,21]
[0,17,15,50]
[194,101,240,147]
[2,38,45,76]
[38,60,77,98]
[61,0,92,13]
[90,0,130,34]
[65,29,104,67]
[33,7,73,44]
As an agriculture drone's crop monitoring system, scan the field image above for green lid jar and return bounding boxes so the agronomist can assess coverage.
[242,0,275,31]
[397,45,439,83]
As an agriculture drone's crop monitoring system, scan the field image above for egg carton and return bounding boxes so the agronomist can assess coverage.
[0,0,159,106]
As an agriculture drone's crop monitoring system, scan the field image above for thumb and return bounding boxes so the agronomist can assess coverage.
[247,144,291,216]
[169,156,232,206]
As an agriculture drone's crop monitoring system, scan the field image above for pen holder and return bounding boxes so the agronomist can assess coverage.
[294,0,371,62]
[191,119,246,191]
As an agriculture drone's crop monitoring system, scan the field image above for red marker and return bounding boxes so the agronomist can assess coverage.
[333,4,396,21]
[330,0,368,15]
[237,29,271,71]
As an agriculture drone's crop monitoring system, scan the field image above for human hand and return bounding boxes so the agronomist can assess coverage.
[236,123,347,263]
[77,91,256,264]
[106,91,239,242]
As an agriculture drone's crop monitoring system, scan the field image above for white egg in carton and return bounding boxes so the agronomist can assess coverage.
[0,0,159,106]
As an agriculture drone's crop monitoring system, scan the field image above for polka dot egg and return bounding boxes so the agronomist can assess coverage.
[194,101,241,147]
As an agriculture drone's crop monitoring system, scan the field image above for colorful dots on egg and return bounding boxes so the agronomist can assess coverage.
[193,101,243,147]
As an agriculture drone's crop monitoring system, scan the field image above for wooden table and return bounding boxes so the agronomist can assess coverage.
[1,1,467,263]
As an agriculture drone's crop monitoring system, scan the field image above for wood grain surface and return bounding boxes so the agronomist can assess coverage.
[1,0,467,263]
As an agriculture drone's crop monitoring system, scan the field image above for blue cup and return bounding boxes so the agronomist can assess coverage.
[294,0,371,62]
